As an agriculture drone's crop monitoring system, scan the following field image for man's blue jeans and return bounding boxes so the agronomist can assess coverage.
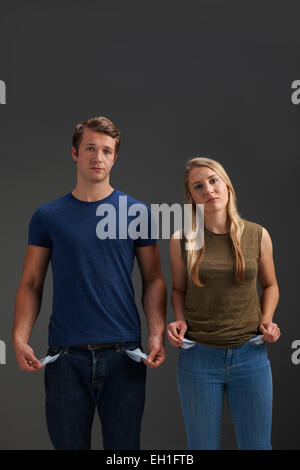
[44,342,146,450]
[177,338,273,450]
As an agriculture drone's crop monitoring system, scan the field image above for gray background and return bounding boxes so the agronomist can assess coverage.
[0,0,299,449]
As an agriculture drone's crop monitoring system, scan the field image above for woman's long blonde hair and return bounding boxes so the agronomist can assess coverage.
[184,157,245,287]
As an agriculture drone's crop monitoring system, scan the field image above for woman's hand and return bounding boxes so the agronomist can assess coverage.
[259,322,281,343]
[167,320,188,347]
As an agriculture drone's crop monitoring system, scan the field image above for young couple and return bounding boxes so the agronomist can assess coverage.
[13,116,280,450]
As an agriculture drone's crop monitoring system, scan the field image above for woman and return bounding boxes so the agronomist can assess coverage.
[167,157,280,450]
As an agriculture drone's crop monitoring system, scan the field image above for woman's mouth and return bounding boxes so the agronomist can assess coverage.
[207,197,218,203]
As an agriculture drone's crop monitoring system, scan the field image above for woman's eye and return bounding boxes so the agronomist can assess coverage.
[195,184,202,190]
[210,178,218,184]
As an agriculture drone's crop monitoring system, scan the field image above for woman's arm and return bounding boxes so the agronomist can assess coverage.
[257,227,280,342]
[167,232,188,347]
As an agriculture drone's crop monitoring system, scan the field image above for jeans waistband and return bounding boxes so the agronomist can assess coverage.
[68,342,129,351]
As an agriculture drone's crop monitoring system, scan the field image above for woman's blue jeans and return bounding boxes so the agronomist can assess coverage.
[177,338,273,450]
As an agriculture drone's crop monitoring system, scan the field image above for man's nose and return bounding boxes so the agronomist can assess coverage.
[93,150,103,162]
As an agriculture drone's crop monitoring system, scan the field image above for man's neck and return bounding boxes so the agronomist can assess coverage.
[71,183,114,202]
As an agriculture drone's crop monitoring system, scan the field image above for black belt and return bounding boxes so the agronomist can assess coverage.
[70,342,128,351]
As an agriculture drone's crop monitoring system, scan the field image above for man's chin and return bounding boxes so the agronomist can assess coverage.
[90,174,107,182]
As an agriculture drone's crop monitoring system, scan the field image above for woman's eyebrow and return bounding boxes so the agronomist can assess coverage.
[192,174,217,184]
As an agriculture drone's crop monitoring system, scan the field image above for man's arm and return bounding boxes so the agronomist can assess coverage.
[13,245,51,371]
[135,244,167,368]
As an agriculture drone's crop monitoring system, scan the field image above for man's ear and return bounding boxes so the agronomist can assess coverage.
[71,146,78,164]
[113,152,118,164]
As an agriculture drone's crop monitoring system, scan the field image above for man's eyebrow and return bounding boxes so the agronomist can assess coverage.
[84,143,113,150]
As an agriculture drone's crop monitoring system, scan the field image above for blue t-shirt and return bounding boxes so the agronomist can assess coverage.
[28,189,157,346]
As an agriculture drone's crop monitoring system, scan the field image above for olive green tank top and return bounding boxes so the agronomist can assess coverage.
[180,219,263,348]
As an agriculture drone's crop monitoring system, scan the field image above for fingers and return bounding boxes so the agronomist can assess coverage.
[167,322,187,347]
[259,324,268,335]
[18,352,43,372]
[19,361,42,372]
[26,356,43,370]
[177,323,187,340]
[23,363,43,372]
[264,329,281,342]
[167,323,181,338]
[14,342,43,372]
[142,357,164,368]
[167,328,182,347]
[24,360,43,371]
[260,322,281,343]
[143,347,166,368]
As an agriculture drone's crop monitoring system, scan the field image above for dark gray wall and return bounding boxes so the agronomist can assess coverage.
[0,0,299,449]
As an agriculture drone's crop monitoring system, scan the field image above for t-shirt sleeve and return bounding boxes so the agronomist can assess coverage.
[28,208,52,248]
[134,204,158,248]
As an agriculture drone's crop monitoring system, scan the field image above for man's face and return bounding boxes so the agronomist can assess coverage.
[72,128,117,183]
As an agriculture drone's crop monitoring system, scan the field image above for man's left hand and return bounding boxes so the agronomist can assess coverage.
[143,336,166,368]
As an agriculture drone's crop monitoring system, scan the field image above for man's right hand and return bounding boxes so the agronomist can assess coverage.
[14,341,43,372]
[167,320,188,347]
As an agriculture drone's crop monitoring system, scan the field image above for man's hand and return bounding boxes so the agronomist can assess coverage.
[142,335,166,368]
[14,341,43,372]
[167,320,188,347]
[259,322,281,343]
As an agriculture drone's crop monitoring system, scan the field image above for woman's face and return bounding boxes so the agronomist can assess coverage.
[188,166,229,214]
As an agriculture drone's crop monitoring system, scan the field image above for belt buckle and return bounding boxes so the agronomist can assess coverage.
[88,344,101,350]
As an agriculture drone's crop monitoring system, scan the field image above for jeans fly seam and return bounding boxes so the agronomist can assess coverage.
[225,349,232,377]
[92,351,97,386]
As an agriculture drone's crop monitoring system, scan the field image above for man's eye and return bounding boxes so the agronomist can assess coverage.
[104,149,111,155]
[87,147,94,151]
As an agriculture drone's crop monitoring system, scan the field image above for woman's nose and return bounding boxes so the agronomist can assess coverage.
[203,184,213,195]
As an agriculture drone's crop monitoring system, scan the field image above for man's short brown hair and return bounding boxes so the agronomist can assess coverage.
[72,116,121,154]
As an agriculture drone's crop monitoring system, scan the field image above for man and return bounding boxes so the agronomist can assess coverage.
[13,116,167,450]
